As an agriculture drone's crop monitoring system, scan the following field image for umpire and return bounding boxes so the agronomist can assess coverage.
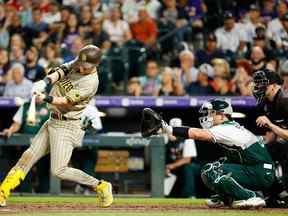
[253,66,288,207]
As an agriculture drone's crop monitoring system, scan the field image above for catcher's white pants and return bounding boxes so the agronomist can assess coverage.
[15,118,99,188]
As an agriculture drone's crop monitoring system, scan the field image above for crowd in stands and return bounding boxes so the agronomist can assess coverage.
[1,0,288,98]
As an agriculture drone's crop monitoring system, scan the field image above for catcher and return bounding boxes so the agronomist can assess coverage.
[141,99,275,209]
[0,45,113,207]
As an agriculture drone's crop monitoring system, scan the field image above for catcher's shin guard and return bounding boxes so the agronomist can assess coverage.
[0,168,25,199]
[201,162,256,201]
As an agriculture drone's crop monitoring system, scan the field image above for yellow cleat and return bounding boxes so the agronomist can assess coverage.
[0,192,6,207]
[95,180,113,207]
[0,168,25,201]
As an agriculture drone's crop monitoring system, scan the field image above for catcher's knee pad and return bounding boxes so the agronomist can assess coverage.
[201,162,223,191]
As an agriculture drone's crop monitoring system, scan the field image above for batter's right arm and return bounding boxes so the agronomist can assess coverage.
[31,64,70,94]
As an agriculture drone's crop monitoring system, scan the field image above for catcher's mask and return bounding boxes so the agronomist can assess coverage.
[252,69,283,105]
[199,99,233,129]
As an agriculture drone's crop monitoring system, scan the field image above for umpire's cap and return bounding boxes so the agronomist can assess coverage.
[77,45,102,68]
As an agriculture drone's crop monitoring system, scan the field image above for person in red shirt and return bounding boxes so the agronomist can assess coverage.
[130,8,158,47]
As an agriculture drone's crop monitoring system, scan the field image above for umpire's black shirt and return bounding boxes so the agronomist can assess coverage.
[264,88,288,128]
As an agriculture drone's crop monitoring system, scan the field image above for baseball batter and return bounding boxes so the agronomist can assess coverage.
[0,45,113,207]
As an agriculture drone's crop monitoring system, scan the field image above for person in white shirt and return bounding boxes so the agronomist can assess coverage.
[267,0,287,39]
[42,2,61,24]
[243,5,263,43]
[3,63,33,100]
[102,6,132,45]
[178,50,199,89]
[215,12,247,53]
[165,118,200,198]
[272,12,288,52]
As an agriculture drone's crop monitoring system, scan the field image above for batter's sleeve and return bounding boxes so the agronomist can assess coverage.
[65,79,98,104]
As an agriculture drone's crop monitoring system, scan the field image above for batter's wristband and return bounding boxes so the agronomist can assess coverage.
[43,96,53,104]
[43,77,52,85]
[172,127,190,138]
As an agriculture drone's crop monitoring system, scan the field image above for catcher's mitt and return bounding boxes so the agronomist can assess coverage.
[141,108,163,138]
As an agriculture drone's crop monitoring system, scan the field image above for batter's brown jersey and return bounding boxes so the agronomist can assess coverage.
[48,61,99,119]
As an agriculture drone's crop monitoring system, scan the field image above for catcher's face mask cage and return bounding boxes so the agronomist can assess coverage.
[199,102,215,129]
[252,71,270,105]
[199,100,233,129]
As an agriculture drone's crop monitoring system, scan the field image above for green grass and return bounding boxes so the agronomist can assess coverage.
[2,196,287,216]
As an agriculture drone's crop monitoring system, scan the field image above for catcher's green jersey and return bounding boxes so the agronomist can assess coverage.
[207,121,273,165]
[48,61,99,119]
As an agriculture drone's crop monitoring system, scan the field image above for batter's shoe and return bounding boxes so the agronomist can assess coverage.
[232,197,266,209]
[0,168,25,200]
[95,180,113,207]
[0,192,6,207]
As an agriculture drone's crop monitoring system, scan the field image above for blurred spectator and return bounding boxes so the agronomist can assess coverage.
[267,0,287,40]
[127,77,142,96]
[250,25,275,62]
[42,1,61,24]
[86,18,111,50]
[62,13,80,48]
[27,7,48,35]
[195,33,225,66]
[20,0,33,27]
[9,45,25,65]
[157,67,184,96]
[38,43,63,69]
[0,49,10,83]
[121,0,139,23]
[90,0,109,19]
[261,0,277,24]
[185,63,214,95]
[102,6,132,46]
[243,4,263,44]
[0,3,6,25]
[138,60,161,95]
[215,11,247,53]
[280,60,288,93]
[3,63,33,99]
[160,0,187,26]
[165,118,200,198]
[160,0,188,41]
[210,58,234,96]
[24,46,46,82]
[231,59,253,96]
[272,12,288,53]
[10,33,26,50]
[0,4,10,49]
[139,0,161,20]
[7,13,23,36]
[130,8,158,47]
[178,50,198,89]
[250,45,266,72]
[78,5,93,37]
[266,58,279,72]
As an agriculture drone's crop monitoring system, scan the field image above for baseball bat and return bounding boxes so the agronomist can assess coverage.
[26,95,36,126]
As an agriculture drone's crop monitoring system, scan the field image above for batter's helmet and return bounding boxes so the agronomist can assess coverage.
[77,45,102,67]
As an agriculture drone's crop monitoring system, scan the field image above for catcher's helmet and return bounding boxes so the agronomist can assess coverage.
[199,99,233,129]
[252,69,283,105]
[77,45,102,68]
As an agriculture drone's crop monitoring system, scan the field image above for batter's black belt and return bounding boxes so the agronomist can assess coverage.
[50,112,79,121]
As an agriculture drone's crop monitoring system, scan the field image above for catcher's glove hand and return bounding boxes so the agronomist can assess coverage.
[141,108,163,138]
